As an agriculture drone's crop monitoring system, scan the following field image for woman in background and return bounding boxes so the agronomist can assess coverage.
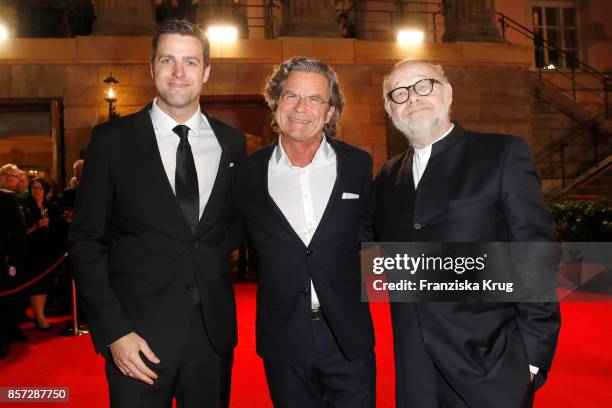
[23,178,61,330]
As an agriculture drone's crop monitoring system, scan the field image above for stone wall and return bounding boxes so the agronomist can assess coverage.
[0,37,536,182]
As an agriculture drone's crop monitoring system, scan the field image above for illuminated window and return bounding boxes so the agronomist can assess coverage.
[532,4,579,69]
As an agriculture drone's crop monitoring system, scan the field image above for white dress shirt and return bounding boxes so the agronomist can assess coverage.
[412,123,454,188]
[268,135,337,310]
[150,98,222,219]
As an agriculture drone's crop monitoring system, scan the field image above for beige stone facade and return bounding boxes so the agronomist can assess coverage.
[0,36,536,181]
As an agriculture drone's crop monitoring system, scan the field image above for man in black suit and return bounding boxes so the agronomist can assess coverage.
[69,19,245,407]
[373,60,561,407]
[55,159,84,314]
[0,188,26,359]
[233,57,375,407]
[57,159,84,217]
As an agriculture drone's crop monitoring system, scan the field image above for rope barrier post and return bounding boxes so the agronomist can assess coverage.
[57,269,88,337]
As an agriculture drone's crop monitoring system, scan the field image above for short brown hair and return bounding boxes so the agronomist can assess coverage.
[151,19,210,67]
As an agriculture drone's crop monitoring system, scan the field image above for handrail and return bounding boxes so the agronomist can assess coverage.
[544,155,612,199]
[497,12,607,80]
[534,111,609,161]
[497,12,609,118]
[537,125,612,186]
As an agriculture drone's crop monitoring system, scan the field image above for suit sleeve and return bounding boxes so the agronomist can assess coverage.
[227,130,247,251]
[500,137,561,384]
[68,126,133,355]
[7,193,26,270]
[357,154,375,243]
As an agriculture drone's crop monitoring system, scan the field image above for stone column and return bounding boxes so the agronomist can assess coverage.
[92,0,155,36]
[280,0,340,38]
[442,0,502,43]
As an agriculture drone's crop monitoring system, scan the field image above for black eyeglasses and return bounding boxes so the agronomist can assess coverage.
[387,78,441,104]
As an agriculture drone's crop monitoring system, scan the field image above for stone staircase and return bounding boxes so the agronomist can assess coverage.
[547,156,612,200]
[567,161,612,199]
[533,70,610,118]
[495,11,611,200]
[529,75,612,199]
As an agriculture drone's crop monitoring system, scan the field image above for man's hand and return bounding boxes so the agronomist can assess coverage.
[109,332,160,385]
[8,266,17,277]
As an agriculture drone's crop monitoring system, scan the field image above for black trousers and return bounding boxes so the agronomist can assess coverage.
[393,304,534,408]
[264,315,376,408]
[105,306,233,408]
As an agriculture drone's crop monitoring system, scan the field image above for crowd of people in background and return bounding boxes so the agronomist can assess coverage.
[0,160,84,359]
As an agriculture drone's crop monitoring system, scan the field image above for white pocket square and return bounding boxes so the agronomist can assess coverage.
[229,162,235,168]
[342,192,359,199]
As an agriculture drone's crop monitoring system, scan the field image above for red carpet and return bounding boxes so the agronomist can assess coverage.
[0,283,611,407]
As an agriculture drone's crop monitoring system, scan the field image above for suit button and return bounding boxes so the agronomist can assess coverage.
[193,242,199,248]
[185,283,194,290]
[301,288,310,295]
[305,248,312,256]
[414,223,422,230]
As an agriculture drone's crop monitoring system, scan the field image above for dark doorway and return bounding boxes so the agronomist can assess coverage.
[0,98,64,186]
[200,95,273,154]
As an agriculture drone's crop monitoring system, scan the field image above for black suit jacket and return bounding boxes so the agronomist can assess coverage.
[69,106,246,360]
[374,122,561,405]
[0,189,26,289]
[233,139,375,364]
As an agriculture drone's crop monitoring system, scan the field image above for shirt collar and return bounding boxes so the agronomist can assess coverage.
[273,133,335,167]
[413,123,455,157]
[150,97,206,138]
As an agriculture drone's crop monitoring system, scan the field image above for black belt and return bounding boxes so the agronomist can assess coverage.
[311,308,324,321]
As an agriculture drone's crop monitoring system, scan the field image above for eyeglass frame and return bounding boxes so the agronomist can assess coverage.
[279,91,330,109]
[386,78,442,104]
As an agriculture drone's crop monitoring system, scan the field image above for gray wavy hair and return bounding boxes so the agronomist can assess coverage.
[264,56,344,138]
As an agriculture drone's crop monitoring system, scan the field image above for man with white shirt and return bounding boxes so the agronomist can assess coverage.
[373,59,560,407]
[69,19,245,407]
[232,57,376,407]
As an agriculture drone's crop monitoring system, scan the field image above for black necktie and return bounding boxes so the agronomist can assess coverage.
[173,124,199,233]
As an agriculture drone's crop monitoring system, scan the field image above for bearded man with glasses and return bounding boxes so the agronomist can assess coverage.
[232,56,376,407]
[373,59,560,408]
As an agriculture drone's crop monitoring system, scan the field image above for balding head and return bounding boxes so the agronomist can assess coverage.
[382,59,453,148]
[0,163,20,191]
[73,159,84,183]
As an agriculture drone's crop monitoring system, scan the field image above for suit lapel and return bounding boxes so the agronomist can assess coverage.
[131,106,193,237]
[308,139,343,247]
[260,141,308,247]
[195,113,230,237]
[403,149,416,195]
